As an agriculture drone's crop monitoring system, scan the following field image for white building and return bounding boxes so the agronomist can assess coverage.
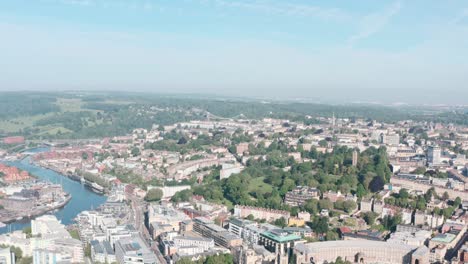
[427,145,441,165]
[115,235,157,264]
[0,247,15,264]
[91,240,116,264]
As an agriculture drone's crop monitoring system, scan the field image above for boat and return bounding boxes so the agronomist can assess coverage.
[90,182,105,194]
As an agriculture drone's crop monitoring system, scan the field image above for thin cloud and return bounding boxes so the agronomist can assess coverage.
[451,8,468,24]
[348,1,402,46]
[46,0,158,11]
[205,0,350,21]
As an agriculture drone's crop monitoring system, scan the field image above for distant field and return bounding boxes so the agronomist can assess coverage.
[36,126,73,136]
[56,98,84,112]
[0,98,94,135]
[0,113,56,133]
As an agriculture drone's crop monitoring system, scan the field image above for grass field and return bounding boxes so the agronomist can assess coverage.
[56,98,84,112]
[0,112,57,133]
[0,98,99,135]
[248,177,273,193]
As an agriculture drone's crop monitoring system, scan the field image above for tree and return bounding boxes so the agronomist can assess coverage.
[11,250,22,263]
[454,197,462,208]
[304,199,319,214]
[443,207,455,218]
[131,147,140,157]
[144,188,163,202]
[442,191,449,201]
[415,196,427,211]
[368,176,385,192]
[411,167,426,175]
[356,183,367,198]
[382,214,402,232]
[398,189,409,199]
[274,217,287,228]
[316,139,329,148]
[326,230,339,241]
[318,198,333,211]
[18,257,33,264]
[310,216,329,234]
[362,212,378,225]
[342,200,357,213]
[424,187,437,201]
[22,226,32,238]
[171,189,193,203]
[331,256,352,264]
[177,137,188,144]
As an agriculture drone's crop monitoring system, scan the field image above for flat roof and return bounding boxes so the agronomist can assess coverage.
[431,233,456,244]
[261,230,301,243]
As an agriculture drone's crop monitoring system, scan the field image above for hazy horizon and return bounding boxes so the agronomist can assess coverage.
[1,1,467,104]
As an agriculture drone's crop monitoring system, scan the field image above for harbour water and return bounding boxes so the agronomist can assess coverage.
[0,148,107,234]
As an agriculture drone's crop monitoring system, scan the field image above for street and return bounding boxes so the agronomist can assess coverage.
[129,195,167,264]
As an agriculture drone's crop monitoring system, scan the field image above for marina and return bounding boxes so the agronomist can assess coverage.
[0,148,107,234]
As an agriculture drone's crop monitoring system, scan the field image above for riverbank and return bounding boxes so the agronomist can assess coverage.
[33,160,107,195]
[0,194,72,224]
[0,152,107,234]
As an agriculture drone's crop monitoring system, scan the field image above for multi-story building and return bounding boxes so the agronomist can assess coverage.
[294,240,427,264]
[383,133,400,146]
[229,218,279,246]
[233,244,276,264]
[234,205,290,222]
[90,240,116,264]
[147,203,190,235]
[114,235,158,264]
[219,163,244,179]
[236,143,250,155]
[228,218,257,239]
[162,236,215,256]
[284,187,319,207]
[0,247,15,264]
[259,229,302,264]
[33,249,73,264]
[427,145,441,165]
[360,198,373,212]
[193,217,242,249]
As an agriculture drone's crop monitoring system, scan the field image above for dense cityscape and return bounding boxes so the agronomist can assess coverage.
[1,1,468,263]
[0,92,466,264]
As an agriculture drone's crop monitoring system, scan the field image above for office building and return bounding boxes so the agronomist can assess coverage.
[114,235,157,264]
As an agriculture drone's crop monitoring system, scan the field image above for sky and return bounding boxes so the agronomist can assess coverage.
[0,0,467,104]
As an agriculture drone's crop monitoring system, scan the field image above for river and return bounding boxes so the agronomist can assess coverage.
[0,148,107,234]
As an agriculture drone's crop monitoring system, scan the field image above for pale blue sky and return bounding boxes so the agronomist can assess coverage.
[0,0,467,103]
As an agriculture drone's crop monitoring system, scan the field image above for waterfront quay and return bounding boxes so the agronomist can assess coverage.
[0,153,107,233]
[0,180,71,224]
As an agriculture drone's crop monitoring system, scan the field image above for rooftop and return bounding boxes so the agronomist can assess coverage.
[431,233,456,244]
[261,230,301,243]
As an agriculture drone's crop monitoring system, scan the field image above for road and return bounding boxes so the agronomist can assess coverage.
[129,195,167,264]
